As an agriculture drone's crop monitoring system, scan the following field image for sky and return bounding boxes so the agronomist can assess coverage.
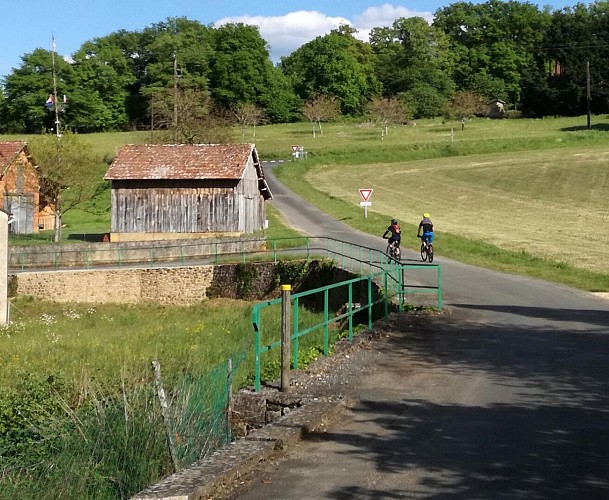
[0,0,579,79]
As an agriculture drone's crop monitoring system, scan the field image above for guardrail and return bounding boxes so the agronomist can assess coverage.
[250,238,442,392]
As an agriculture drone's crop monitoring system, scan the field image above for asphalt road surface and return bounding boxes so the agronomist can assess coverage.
[229,162,609,499]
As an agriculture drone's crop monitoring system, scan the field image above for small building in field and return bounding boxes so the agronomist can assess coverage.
[488,99,506,118]
[104,143,273,242]
[0,141,53,234]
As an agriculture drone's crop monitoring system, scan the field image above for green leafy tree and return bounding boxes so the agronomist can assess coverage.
[2,49,73,133]
[281,25,381,116]
[209,23,275,108]
[68,38,136,131]
[28,131,100,242]
[371,17,455,105]
[434,0,551,107]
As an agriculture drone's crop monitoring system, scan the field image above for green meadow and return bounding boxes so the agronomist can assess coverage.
[3,115,609,497]
[4,115,609,288]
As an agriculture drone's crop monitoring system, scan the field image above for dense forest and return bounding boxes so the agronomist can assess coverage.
[2,0,609,135]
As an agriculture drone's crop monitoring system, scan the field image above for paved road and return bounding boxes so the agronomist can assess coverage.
[230,162,609,499]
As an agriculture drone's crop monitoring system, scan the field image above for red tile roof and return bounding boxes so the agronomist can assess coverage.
[0,141,26,168]
[104,143,258,180]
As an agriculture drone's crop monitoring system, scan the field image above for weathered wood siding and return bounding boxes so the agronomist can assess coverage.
[0,150,41,234]
[110,159,266,234]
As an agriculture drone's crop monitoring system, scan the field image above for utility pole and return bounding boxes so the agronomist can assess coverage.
[587,60,591,130]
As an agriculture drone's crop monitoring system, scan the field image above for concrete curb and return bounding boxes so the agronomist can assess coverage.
[131,400,345,499]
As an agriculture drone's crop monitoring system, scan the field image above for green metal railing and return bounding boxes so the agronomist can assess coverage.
[250,240,442,392]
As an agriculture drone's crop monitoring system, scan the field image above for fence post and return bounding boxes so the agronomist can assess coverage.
[227,357,233,437]
[280,284,291,393]
[151,360,179,473]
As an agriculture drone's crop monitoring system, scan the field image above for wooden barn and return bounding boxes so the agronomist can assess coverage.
[0,141,51,234]
[104,143,273,242]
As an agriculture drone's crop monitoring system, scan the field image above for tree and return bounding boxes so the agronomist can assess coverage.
[28,131,100,242]
[150,87,232,144]
[2,48,73,133]
[231,103,267,141]
[434,0,551,107]
[209,23,277,111]
[69,38,136,132]
[367,97,407,139]
[302,95,341,137]
[370,16,455,113]
[444,91,487,120]
[281,25,381,116]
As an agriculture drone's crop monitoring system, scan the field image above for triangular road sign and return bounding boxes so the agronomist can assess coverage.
[359,188,373,202]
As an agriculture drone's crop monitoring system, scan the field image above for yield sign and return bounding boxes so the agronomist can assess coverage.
[359,188,373,202]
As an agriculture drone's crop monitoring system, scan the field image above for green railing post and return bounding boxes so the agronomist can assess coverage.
[242,241,246,263]
[383,269,389,318]
[149,248,154,268]
[214,243,219,265]
[20,252,24,272]
[323,289,329,355]
[85,250,90,270]
[348,283,353,341]
[252,306,261,392]
[292,296,299,369]
[180,244,184,266]
[306,238,310,259]
[273,240,277,263]
[368,276,373,330]
[399,265,404,311]
[437,265,443,309]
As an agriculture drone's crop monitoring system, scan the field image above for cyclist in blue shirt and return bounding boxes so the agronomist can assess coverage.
[417,213,434,245]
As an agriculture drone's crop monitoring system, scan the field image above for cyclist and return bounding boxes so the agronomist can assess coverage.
[383,218,401,259]
[417,213,434,246]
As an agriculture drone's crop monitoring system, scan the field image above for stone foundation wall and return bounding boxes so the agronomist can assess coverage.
[9,262,283,305]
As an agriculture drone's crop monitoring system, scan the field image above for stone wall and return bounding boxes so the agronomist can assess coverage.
[9,262,282,305]
[8,260,380,307]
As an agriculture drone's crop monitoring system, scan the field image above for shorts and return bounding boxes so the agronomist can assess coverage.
[422,232,434,244]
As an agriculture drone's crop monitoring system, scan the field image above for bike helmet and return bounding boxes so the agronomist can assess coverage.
[423,213,430,218]
[391,218,398,225]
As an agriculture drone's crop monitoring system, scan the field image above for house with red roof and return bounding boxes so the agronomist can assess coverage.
[0,141,53,234]
[104,143,272,242]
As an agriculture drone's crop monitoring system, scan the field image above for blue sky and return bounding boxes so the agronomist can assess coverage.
[1,0,578,79]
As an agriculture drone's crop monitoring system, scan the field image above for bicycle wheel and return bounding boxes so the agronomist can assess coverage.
[428,244,434,263]
[420,243,428,261]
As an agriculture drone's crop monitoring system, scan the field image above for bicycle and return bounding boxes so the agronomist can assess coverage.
[383,237,401,261]
[418,235,434,263]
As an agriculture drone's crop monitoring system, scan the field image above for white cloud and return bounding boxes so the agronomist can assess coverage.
[215,4,432,62]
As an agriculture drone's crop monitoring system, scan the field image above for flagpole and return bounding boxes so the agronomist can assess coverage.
[51,36,61,138]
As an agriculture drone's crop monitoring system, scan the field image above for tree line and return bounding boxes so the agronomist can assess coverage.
[2,0,609,135]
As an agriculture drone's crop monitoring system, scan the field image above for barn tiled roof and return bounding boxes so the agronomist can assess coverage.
[0,141,26,170]
[104,143,258,180]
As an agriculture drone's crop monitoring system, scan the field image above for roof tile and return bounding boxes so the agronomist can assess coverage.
[0,141,26,168]
[104,144,256,180]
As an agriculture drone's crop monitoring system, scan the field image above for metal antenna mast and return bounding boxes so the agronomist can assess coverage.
[51,36,61,138]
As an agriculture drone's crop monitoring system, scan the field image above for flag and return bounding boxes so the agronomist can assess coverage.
[45,94,54,107]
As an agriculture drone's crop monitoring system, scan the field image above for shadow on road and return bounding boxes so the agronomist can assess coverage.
[314,308,609,499]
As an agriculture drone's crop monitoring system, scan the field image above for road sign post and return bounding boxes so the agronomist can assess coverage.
[358,189,373,218]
